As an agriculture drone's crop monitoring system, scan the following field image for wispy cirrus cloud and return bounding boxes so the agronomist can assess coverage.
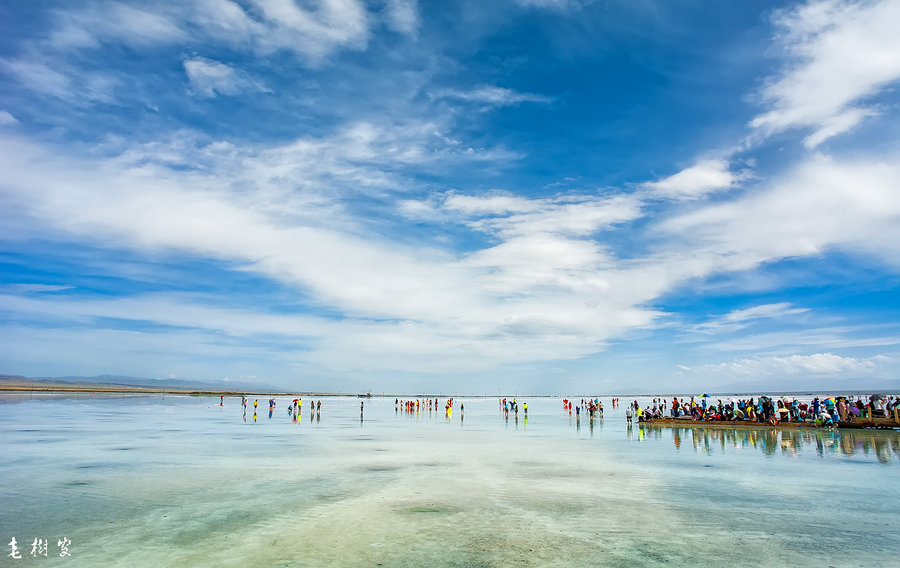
[183,57,269,98]
[0,55,121,103]
[383,0,419,35]
[514,0,593,9]
[695,326,900,354]
[6,0,414,105]
[689,302,810,335]
[46,3,187,50]
[8,118,889,380]
[3,284,74,294]
[0,57,72,100]
[0,128,664,375]
[437,191,642,238]
[750,0,900,148]
[405,190,642,237]
[435,86,553,107]
[3,0,900,391]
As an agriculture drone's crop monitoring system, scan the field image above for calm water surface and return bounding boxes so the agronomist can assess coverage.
[1,394,897,567]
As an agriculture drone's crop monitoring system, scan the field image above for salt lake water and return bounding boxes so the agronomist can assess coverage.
[1,393,898,567]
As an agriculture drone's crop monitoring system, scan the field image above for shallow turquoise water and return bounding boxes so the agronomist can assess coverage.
[0,394,897,567]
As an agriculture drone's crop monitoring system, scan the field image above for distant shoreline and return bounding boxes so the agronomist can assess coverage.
[0,386,341,397]
[2,385,897,398]
[0,386,501,397]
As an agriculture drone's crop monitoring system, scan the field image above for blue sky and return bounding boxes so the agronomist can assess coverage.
[2,0,900,394]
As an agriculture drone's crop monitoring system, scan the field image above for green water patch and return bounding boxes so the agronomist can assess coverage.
[401,504,459,515]
[364,464,403,473]
[417,460,448,468]
[313,491,356,504]
[75,461,127,470]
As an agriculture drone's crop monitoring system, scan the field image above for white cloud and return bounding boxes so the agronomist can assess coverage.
[0,110,19,126]
[3,130,897,382]
[101,120,485,207]
[0,55,120,103]
[750,0,900,147]
[100,3,188,45]
[49,3,187,49]
[658,153,900,272]
[249,0,370,61]
[719,303,808,324]
[0,58,71,100]
[472,198,641,238]
[35,0,396,70]
[183,57,267,98]
[463,234,612,294]
[4,0,900,386]
[340,145,900,377]
[384,0,419,35]
[698,327,900,354]
[0,132,489,316]
[515,0,591,9]
[439,191,643,238]
[190,0,266,46]
[800,106,878,149]
[689,352,883,377]
[690,302,810,335]
[4,284,74,293]
[643,159,743,200]
[436,86,553,107]
[0,128,673,375]
[443,192,542,215]
[0,324,295,381]
[0,292,326,338]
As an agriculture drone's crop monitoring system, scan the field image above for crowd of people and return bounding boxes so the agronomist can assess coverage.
[628,394,899,427]
[226,394,897,430]
[561,398,604,419]
[395,397,459,416]
[499,398,526,418]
